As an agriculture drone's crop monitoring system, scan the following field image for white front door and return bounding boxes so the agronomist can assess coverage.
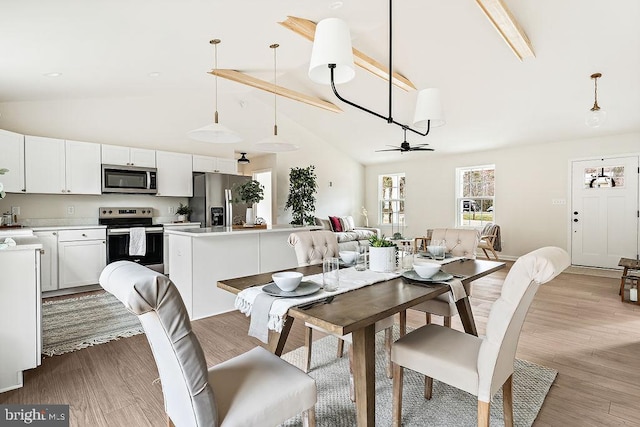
[571,156,639,268]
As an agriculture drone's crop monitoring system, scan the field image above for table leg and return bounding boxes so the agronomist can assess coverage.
[620,267,629,302]
[351,324,376,427]
[456,297,478,336]
[268,315,294,356]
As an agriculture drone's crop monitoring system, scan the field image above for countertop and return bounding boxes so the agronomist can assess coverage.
[0,235,42,251]
[164,224,320,237]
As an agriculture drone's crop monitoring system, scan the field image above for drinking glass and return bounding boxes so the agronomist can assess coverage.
[401,246,414,270]
[323,257,340,291]
[355,246,368,271]
[433,240,447,260]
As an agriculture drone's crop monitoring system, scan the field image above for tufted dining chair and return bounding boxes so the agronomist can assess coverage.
[288,230,401,400]
[100,261,317,427]
[411,228,480,327]
[391,247,569,427]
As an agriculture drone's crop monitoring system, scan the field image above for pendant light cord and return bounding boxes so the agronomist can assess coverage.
[210,39,221,123]
[592,76,599,110]
[271,44,279,135]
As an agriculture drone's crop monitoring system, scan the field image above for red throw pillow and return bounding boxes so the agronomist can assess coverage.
[329,216,343,232]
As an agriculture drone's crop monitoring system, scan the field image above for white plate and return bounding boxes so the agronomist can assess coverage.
[418,252,454,260]
[262,281,321,298]
[402,270,454,282]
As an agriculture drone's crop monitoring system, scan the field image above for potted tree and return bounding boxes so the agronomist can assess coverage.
[235,179,264,225]
[368,234,397,272]
[285,165,317,226]
[176,203,192,222]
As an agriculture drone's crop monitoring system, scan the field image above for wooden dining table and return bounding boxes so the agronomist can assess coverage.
[218,258,505,427]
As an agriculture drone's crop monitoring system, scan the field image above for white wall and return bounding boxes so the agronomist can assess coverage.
[365,132,640,259]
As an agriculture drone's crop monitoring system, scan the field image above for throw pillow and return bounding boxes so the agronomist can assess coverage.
[329,216,343,232]
[314,217,331,230]
[340,216,355,232]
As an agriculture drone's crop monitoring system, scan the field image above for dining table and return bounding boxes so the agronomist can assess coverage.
[218,258,505,427]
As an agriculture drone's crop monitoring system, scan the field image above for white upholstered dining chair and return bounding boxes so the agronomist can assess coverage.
[288,230,399,391]
[100,261,317,427]
[391,246,570,427]
[411,228,479,327]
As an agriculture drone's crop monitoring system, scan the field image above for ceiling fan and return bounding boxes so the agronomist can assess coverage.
[376,128,434,153]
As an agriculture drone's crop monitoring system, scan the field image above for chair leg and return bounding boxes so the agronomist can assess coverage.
[303,406,316,427]
[304,327,313,373]
[481,248,490,260]
[392,363,404,427]
[385,327,393,379]
[490,248,499,260]
[443,316,451,328]
[503,374,514,427]
[337,339,345,358]
[478,400,490,427]
[167,414,175,427]
[348,345,355,402]
[425,313,431,325]
[424,376,433,400]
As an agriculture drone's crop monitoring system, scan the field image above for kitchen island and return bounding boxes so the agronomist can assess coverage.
[165,225,318,320]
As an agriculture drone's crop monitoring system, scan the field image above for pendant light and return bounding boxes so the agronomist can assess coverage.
[237,152,250,164]
[255,43,299,152]
[188,39,242,143]
[585,72,607,128]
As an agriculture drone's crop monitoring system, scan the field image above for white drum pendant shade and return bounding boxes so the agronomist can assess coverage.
[413,88,445,128]
[188,123,242,143]
[308,18,356,85]
[254,135,299,152]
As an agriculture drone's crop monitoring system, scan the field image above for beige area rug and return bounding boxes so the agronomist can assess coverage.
[42,292,143,357]
[281,326,556,427]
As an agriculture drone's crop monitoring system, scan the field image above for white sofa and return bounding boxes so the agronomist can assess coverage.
[314,216,380,251]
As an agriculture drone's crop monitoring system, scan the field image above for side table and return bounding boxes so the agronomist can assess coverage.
[618,257,640,304]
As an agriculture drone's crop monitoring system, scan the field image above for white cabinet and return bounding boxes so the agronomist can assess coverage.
[0,129,25,193]
[163,222,200,275]
[156,151,193,197]
[24,136,101,195]
[192,155,238,174]
[34,231,59,292]
[102,144,156,167]
[58,229,106,289]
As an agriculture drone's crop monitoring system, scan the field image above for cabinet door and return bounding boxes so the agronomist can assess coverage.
[129,148,156,167]
[65,140,101,194]
[216,157,238,174]
[25,136,66,194]
[156,151,193,197]
[192,155,218,173]
[58,240,106,288]
[0,129,25,193]
[34,231,59,292]
[101,144,131,166]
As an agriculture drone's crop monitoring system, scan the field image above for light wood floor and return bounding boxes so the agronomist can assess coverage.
[2,263,639,426]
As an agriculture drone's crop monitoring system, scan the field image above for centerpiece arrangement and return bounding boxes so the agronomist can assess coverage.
[235,179,264,226]
[368,234,397,272]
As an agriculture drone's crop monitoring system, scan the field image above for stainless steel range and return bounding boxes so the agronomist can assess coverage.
[99,207,164,272]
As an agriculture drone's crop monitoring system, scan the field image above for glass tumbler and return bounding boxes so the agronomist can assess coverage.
[355,246,368,271]
[323,257,340,291]
[402,246,414,270]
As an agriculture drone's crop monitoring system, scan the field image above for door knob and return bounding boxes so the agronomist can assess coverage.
[573,219,579,222]
[573,211,578,215]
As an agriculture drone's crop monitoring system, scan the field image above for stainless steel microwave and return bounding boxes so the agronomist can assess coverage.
[101,164,157,194]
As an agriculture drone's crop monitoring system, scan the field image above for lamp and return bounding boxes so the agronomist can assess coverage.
[586,72,606,128]
[237,152,250,165]
[255,44,299,152]
[188,39,242,143]
[308,0,445,139]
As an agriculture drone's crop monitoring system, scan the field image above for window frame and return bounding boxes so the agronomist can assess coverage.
[455,164,495,229]
[378,172,406,228]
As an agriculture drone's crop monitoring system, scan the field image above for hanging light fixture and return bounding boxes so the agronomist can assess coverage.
[255,43,299,152]
[237,152,250,164]
[308,0,445,141]
[585,72,607,128]
[188,39,242,143]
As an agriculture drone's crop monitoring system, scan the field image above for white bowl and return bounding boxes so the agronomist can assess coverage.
[412,261,441,278]
[272,272,303,291]
[426,245,446,257]
[339,251,358,264]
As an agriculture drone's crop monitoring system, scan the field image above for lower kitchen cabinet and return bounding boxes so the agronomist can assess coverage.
[57,229,106,289]
[34,231,59,292]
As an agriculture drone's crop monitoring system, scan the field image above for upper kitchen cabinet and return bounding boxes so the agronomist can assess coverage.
[102,144,156,167]
[25,136,101,195]
[192,155,238,174]
[0,129,25,193]
[156,151,193,197]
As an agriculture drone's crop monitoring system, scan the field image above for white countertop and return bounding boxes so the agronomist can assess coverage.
[164,224,320,237]
[31,224,106,231]
[0,235,42,251]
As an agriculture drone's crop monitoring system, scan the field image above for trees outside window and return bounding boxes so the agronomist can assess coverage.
[378,173,405,229]
[456,165,495,228]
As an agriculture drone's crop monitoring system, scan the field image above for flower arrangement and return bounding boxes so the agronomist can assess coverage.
[0,168,8,199]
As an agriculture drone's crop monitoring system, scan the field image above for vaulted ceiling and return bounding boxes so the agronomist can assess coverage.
[1,0,639,164]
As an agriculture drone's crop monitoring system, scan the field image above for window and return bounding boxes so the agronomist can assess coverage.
[456,165,494,227]
[378,173,405,227]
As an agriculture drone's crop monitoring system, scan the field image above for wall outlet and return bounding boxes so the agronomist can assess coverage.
[552,199,566,205]
[11,206,20,215]
[168,206,175,214]
[67,206,75,215]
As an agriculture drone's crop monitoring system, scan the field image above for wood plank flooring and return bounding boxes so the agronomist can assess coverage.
[1,263,639,426]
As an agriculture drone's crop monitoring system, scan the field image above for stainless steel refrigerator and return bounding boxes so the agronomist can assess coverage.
[190,173,251,227]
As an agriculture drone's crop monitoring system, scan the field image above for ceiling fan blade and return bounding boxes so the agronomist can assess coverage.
[412,143,431,147]
[375,148,402,152]
[409,147,435,151]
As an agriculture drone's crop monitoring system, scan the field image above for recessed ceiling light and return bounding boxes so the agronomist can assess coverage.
[329,1,343,10]
[43,72,62,77]
[148,72,161,77]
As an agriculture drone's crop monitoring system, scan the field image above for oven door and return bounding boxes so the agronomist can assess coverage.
[106,227,164,272]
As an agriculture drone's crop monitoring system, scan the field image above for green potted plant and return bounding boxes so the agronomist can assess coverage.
[235,180,264,225]
[285,165,317,225]
[368,234,397,272]
[176,203,192,222]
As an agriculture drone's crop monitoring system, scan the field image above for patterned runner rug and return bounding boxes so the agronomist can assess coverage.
[281,326,556,426]
[42,292,143,357]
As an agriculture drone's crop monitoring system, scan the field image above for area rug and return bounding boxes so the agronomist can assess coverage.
[42,292,143,357]
[281,327,556,427]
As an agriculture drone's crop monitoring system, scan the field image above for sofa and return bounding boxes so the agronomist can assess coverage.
[314,215,380,251]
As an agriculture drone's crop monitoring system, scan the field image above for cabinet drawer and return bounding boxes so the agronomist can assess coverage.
[58,229,106,242]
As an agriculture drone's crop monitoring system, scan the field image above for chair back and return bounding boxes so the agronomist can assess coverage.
[99,261,217,427]
[288,230,340,266]
[480,222,502,251]
[430,228,479,259]
[476,247,569,402]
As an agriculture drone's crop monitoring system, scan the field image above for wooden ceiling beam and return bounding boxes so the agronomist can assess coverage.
[474,0,535,61]
[209,69,342,114]
[279,16,417,92]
